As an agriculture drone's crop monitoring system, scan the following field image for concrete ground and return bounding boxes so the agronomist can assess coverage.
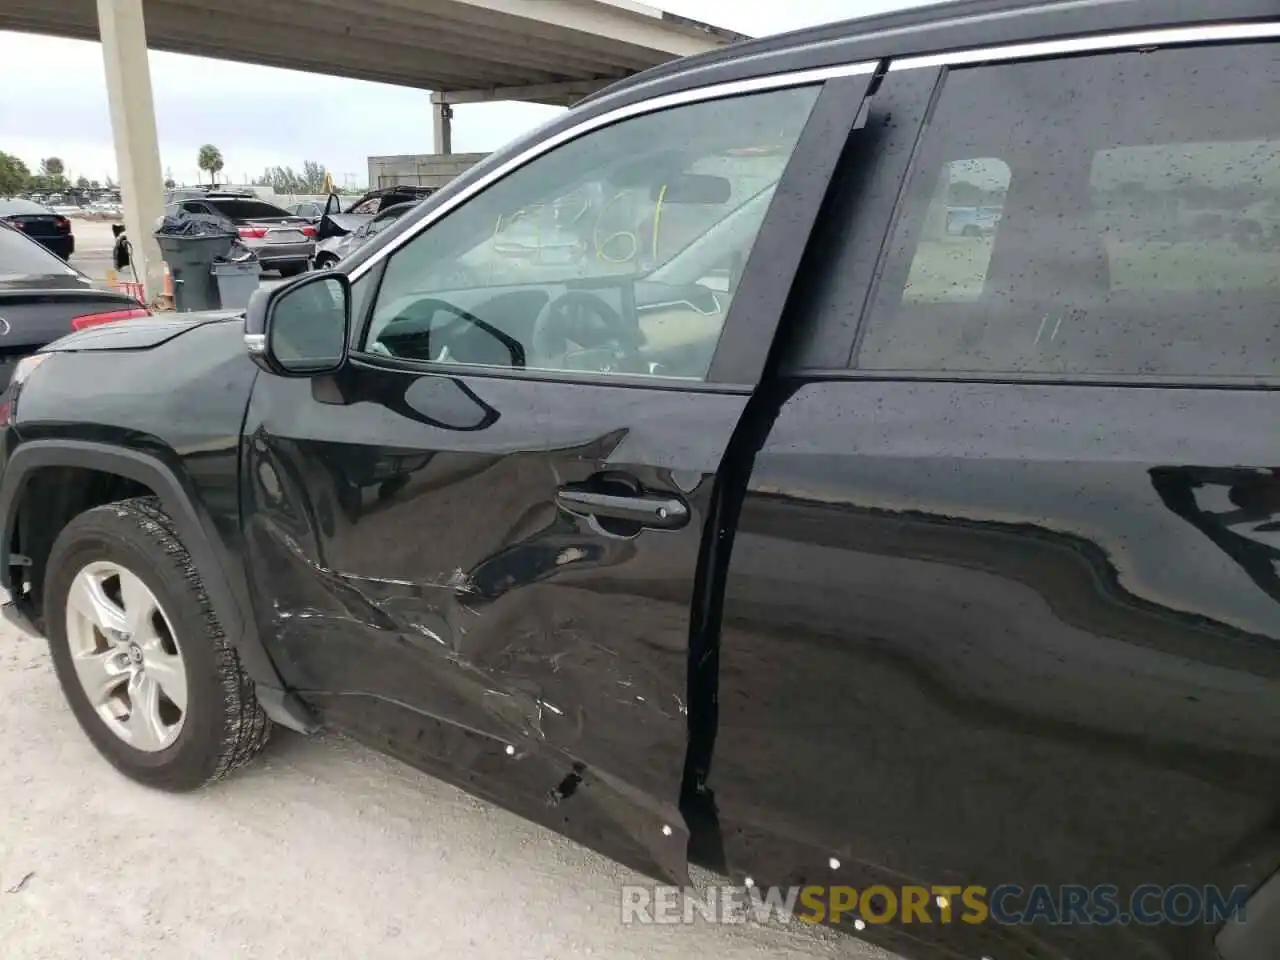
[0,609,898,960]
[67,218,121,285]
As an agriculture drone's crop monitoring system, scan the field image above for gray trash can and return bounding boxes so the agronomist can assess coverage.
[212,259,262,311]
[154,233,234,312]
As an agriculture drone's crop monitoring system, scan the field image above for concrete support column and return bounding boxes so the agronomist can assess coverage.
[97,0,166,303]
[431,95,454,155]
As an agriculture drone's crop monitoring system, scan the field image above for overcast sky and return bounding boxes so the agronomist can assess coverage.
[0,0,930,187]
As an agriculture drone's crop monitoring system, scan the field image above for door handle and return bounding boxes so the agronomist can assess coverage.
[555,487,689,530]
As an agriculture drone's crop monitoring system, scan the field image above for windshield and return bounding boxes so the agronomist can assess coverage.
[0,224,78,279]
[0,198,54,216]
[204,198,293,220]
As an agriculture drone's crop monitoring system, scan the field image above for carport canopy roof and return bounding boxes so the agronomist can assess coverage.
[1,0,750,105]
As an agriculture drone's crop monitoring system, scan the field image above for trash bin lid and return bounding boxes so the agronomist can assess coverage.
[211,260,262,275]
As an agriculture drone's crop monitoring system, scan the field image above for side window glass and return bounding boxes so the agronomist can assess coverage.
[348,271,375,347]
[368,211,400,236]
[857,44,1280,378]
[363,85,821,381]
[902,158,1009,304]
[1091,142,1279,294]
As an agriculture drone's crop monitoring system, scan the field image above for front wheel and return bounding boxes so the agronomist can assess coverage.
[312,254,339,271]
[43,497,271,791]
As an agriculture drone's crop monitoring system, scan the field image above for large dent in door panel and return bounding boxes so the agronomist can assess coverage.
[242,424,694,882]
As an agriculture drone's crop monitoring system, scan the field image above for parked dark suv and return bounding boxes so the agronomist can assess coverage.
[2,4,1278,959]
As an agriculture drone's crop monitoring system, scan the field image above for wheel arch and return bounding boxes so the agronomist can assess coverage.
[0,439,315,732]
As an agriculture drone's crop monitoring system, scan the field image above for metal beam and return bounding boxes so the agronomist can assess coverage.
[432,78,616,105]
[159,0,559,88]
[2,0,742,96]
[96,0,165,303]
[436,0,731,57]
[282,0,652,76]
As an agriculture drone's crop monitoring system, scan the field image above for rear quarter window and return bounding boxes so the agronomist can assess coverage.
[204,199,292,220]
[856,42,1280,380]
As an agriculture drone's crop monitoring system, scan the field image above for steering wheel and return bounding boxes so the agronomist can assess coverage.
[530,290,643,373]
[375,297,526,368]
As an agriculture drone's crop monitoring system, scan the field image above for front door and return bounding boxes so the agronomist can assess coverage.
[240,71,866,879]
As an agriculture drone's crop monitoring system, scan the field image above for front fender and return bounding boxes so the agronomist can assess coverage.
[0,438,316,733]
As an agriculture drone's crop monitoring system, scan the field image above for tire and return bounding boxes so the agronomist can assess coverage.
[313,254,339,271]
[277,263,306,277]
[43,496,270,791]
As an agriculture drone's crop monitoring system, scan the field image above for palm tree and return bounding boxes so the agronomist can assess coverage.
[197,144,225,185]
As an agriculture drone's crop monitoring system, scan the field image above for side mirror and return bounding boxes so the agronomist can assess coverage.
[244,272,350,376]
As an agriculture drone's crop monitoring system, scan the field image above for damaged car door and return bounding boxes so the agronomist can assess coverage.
[240,69,870,880]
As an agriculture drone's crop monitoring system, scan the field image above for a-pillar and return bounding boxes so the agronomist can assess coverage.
[97,0,166,303]
[430,94,453,155]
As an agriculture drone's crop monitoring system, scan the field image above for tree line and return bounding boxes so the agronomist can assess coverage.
[199,144,361,194]
[0,153,116,196]
[2,144,362,198]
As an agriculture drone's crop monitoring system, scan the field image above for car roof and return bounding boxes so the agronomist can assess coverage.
[581,0,1277,105]
[369,186,433,197]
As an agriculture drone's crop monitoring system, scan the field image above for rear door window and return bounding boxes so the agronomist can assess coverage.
[204,199,291,220]
[856,43,1280,379]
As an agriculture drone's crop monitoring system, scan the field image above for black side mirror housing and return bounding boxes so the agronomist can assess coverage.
[245,271,350,377]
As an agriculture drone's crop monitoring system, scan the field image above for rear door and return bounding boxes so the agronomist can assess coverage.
[715,38,1280,960]
[242,66,875,879]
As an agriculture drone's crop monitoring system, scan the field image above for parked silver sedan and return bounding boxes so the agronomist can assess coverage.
[169,194,316,276]
[311,200,419,270]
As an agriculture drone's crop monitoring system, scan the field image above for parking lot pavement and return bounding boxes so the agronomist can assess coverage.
[67,218,118,286]
[0,613,897,960]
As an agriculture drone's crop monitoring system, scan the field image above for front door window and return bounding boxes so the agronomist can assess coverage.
[362,85,821,381]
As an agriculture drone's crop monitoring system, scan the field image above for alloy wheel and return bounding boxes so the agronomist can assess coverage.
[64,561,187,752]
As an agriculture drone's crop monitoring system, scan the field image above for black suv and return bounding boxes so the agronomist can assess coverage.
[2,4,1278,959]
